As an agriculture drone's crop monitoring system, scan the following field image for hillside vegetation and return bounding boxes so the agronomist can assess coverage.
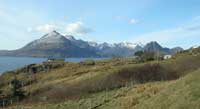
[0,47,200,109]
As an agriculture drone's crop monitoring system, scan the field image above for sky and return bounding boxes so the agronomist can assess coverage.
[0,0,200,50]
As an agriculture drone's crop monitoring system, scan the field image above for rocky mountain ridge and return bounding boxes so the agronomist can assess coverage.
[0,31,183,58]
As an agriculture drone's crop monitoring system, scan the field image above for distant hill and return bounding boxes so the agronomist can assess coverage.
[144,41,183,54]
[0,31,183,58]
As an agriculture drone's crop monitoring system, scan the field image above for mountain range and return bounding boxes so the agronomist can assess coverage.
[0,31,183,58]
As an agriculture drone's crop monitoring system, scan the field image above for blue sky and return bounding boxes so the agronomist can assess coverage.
[0,0,200,50]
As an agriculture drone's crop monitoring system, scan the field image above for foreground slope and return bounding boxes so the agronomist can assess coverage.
[12,68,200,109]
[93,69,200,109]
[0,47,200,109]
[135,69,200,109]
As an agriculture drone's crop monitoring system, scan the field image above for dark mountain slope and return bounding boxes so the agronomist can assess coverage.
[0,31,183,58]
[0,31,98,58]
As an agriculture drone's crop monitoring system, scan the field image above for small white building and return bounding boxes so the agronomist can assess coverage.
[47,58,65,62]
[164,55,172,60]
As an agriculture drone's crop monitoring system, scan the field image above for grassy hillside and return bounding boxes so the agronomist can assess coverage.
[135,69,200,109]
[0,47,200,108]
[9,69,200,109]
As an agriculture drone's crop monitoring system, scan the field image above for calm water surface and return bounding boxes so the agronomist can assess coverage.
[0,56,107,74]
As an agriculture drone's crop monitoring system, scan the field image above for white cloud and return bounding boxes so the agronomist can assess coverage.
[65,21,92,35]
[28,21,93,36]
[27,27,33,32]
[131,17,200,47]
[31,24,57,33]
[193,16,200,21]
[115,16,139,25]
[129,19,139,24]
[115,16,124,20]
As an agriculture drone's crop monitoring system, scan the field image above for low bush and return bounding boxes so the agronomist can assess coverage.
[135,51,164,63]
[92,63,178,91]
[116,63,178,83]
[39,63,179,103]
[80,60,95,66]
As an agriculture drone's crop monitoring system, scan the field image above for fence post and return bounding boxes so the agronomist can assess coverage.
[90,98,92,109]
[2,99,4,109]
[10,99,13,105]
[17,96,19,109]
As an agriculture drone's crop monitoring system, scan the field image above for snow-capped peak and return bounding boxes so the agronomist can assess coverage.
[191,45,199,49]
[116,42,144,49]
[88,41,98,47]
[97,42,114,50]
[36,30,68,44]
[41,30,63,39]
[65,35,75,41]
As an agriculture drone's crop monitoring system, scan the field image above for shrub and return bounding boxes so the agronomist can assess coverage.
[80,60,95,66]
[116,63,178,83]
[10,77,25,102]
[134,51,144,57]
[135,51,163,63]
[91,63,179,91]
[38,63,180,103]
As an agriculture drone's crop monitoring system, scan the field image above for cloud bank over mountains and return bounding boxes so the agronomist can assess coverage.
[0,0,199,50]
[131,16,200,48]
[28,21,93,36]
